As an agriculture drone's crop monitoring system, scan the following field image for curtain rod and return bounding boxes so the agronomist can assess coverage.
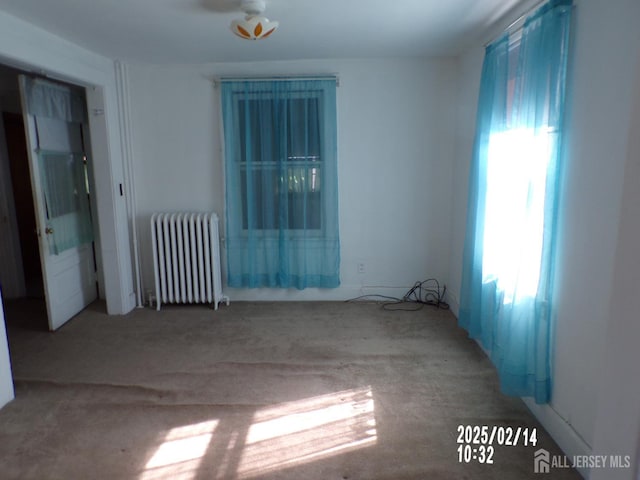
[484,0,547,47]
[485,0,576,47]
[213,75,340,88]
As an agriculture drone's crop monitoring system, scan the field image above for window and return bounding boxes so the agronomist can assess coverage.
[482,36,552,302]
[221,79,340,289]
[459,0,573,403]
[237,94,322,230]
[483,127,551,301]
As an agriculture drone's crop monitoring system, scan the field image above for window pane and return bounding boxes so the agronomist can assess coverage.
[237,95,323,230]
[241,165,322,230]
[39,152,84,218]
[37,151,93,254]
[288,191,321,229]
[239,99,278,163]
[506,40,521,123]
[240,166,279,230]
[287,98,320,161]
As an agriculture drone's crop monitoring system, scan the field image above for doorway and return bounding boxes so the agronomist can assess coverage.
[3,111,43,299]
[0,63,99,331]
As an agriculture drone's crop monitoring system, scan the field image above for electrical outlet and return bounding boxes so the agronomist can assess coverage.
[357,262,366,274]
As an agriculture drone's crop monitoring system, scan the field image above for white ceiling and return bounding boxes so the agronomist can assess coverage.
[0,0,529,64]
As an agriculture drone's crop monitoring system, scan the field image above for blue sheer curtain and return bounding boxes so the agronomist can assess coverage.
[459,0,572,404]
[221,79,340,289]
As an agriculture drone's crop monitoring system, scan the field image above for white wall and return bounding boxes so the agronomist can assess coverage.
[548,0,640,453]
[590,51,640,480]
[127,57,457,301]
[447,45,484,314]
[0,291,14,409]
[0,10,136,316]
[449,0,640,476]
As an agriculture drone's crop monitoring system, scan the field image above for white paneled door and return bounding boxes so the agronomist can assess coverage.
[18,75,97,331]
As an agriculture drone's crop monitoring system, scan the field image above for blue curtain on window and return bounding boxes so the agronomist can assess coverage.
[221,79,340,289]
[459,0,572,404]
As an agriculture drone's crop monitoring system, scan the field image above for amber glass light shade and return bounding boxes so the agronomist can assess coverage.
[230,15,278,40]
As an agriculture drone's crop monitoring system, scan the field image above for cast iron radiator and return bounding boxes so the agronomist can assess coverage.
[151,212,229,311]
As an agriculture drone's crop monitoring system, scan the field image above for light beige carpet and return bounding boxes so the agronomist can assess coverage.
[0,300,580,479]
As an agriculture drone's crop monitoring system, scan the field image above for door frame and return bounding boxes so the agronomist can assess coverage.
[0,63,135,316]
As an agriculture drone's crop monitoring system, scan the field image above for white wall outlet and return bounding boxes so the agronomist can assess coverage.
[357,262,366,274]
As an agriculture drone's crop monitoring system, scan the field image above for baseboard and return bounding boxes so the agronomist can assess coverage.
[523,399,592,478]
[224,285,413,302]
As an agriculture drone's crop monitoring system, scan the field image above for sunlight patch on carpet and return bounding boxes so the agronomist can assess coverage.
[140,419,219,479]
[237,386,377,478]
[138,387,376,479]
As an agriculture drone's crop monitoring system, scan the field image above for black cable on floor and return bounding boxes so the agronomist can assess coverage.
[346,279,450,312]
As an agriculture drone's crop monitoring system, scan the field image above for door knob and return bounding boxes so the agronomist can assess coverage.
[45,227,54,235]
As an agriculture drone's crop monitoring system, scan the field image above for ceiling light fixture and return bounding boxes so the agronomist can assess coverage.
[230,0,278,40]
